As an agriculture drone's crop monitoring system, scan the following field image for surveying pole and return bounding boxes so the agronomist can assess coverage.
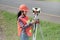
[32,8,44,40]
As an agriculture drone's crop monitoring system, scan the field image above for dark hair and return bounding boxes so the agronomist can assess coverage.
[17,11,21,19]
[17,11,24,19]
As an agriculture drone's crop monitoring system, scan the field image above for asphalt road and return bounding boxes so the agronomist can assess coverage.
[0,0,60,23]
[0,0,60,16]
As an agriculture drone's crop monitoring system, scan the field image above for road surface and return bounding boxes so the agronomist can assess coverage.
[0,0,60,16]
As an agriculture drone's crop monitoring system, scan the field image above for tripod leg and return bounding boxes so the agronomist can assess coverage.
[32,24,36,40]
[32,23,38,40]
[35,24,38,40]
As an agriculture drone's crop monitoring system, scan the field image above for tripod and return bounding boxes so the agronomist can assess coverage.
[32,8,44,40]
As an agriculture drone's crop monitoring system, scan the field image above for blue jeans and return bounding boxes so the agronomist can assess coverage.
[20,30,29,40]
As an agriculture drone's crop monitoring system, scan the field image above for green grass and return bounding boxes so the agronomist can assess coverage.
[0,10,19,40]
[0,10,60,40]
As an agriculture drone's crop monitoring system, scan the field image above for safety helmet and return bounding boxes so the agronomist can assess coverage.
[19,4,29,11]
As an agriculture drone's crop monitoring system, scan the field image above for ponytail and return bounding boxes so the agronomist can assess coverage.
[17,11,22,19]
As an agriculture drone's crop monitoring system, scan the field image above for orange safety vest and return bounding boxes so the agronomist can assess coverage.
[17,16,32,37]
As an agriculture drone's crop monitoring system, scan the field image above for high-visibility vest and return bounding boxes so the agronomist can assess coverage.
[17,16,32,36]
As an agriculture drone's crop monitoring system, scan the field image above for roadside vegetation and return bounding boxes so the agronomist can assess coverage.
[0,10,60,40]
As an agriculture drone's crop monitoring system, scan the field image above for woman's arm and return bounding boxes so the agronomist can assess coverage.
[18,19,33,29]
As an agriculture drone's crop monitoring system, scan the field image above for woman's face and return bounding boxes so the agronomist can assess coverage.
[23,11,28,16]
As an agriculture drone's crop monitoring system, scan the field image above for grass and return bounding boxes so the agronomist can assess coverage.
[0,10,60,40]
[0,10,19,40]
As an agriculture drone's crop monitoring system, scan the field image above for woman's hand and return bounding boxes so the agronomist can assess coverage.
[31,19,40,24]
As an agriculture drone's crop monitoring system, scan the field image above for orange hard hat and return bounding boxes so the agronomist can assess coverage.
[19,4,29,11]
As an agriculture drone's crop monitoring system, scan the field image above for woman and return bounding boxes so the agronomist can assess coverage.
[17,4,39,40]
